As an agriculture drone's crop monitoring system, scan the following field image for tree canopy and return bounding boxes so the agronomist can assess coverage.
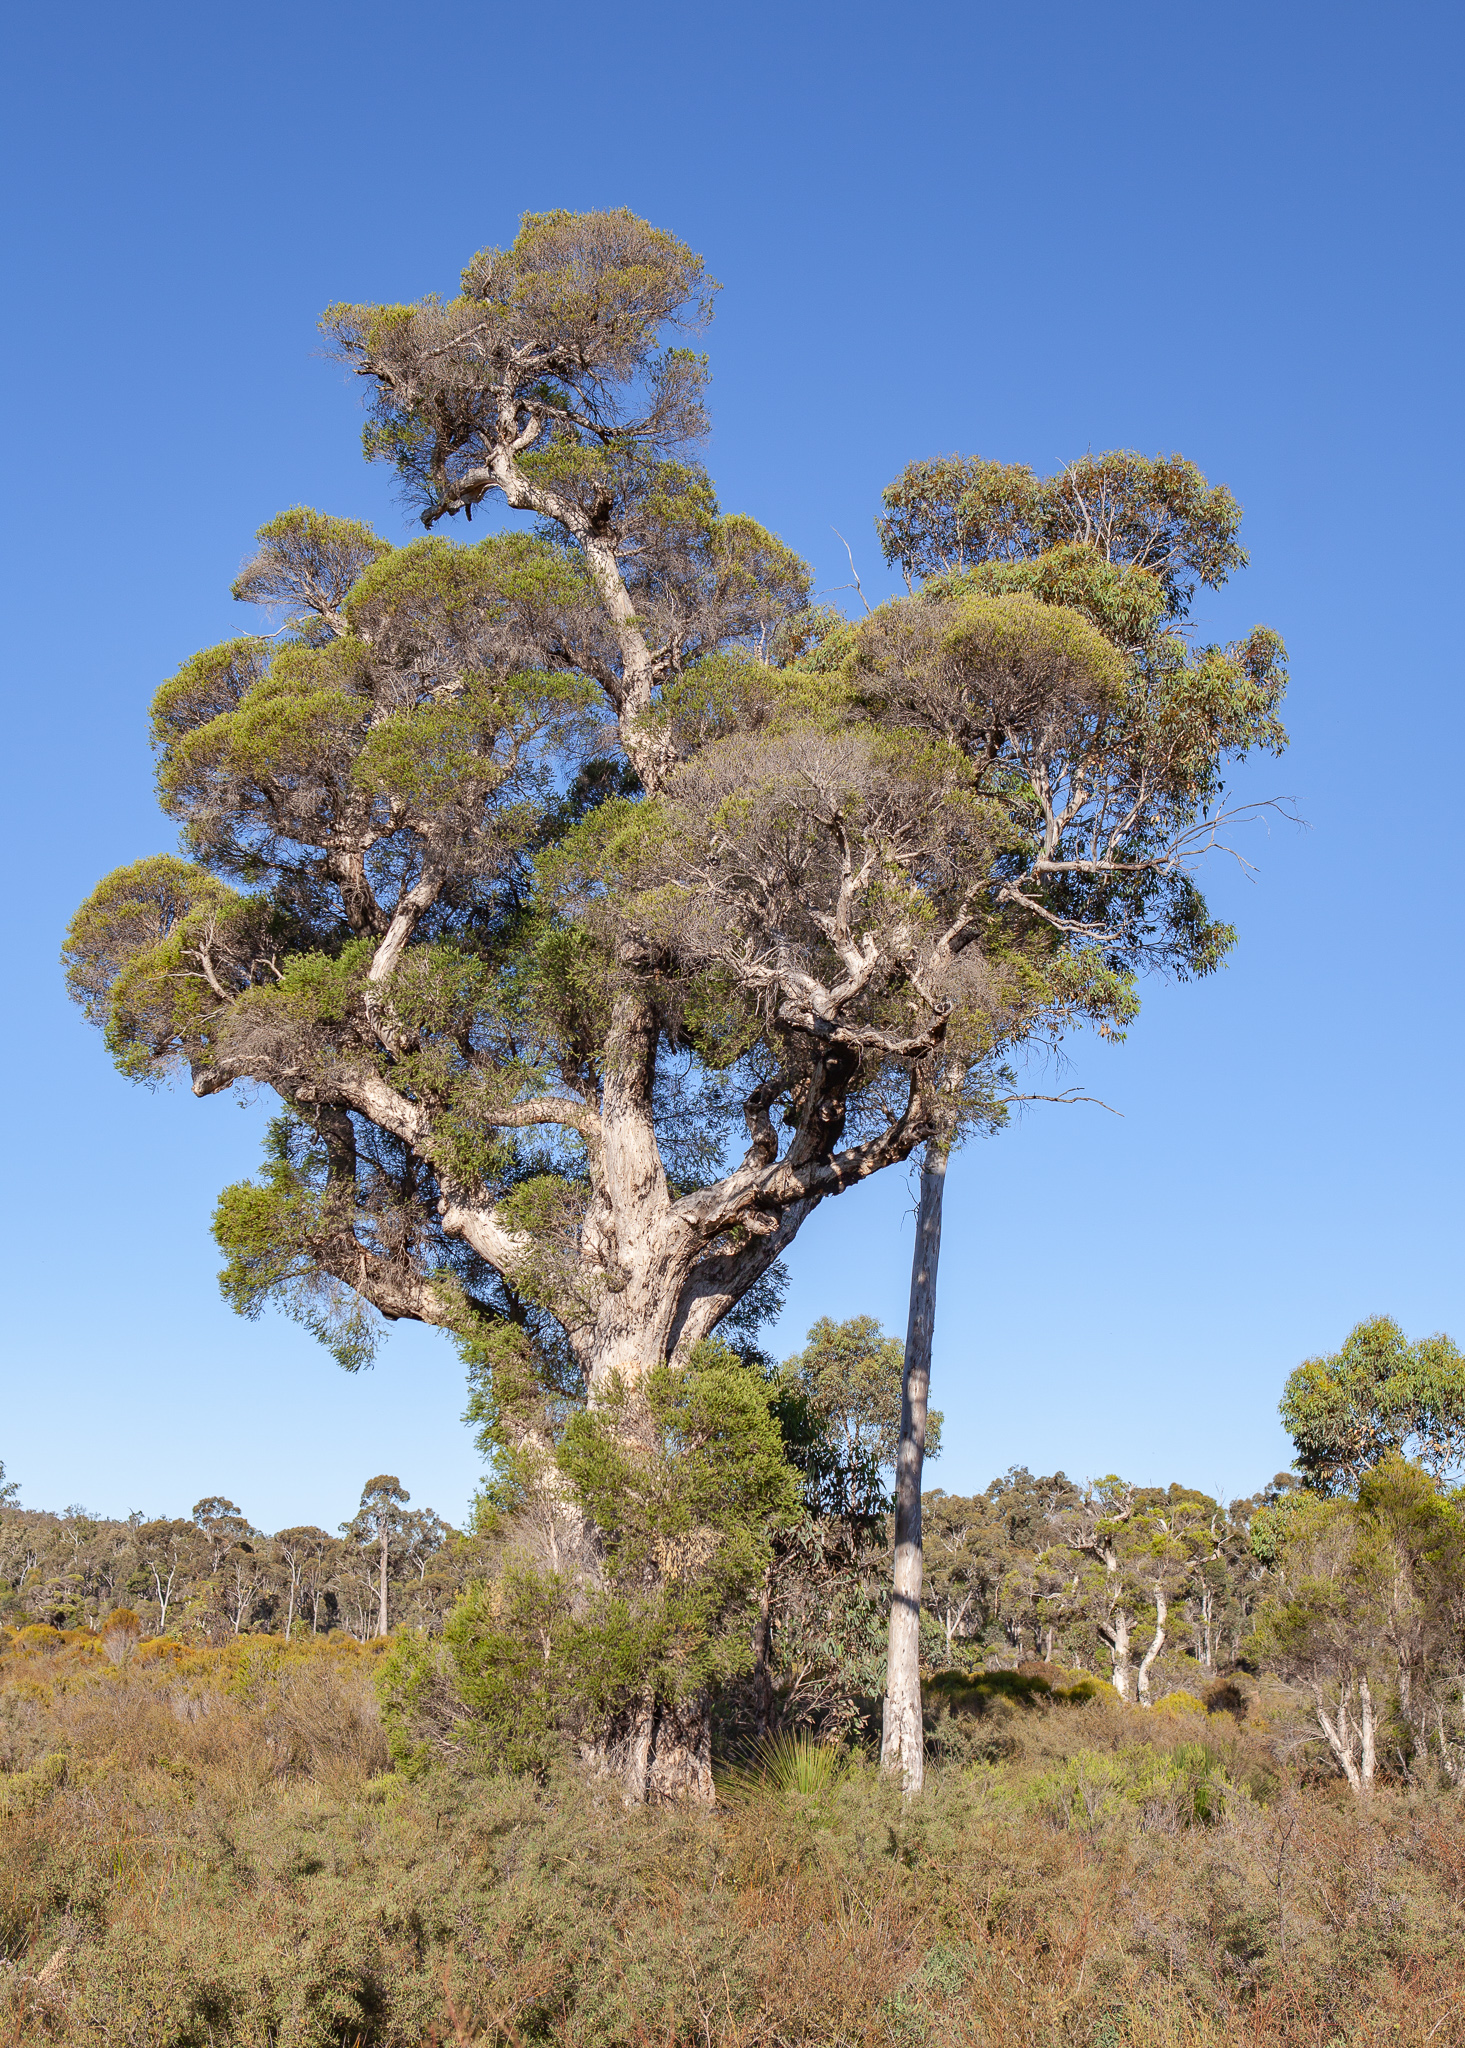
[1280,1316,1465,1495]
[63,208,1287,1554]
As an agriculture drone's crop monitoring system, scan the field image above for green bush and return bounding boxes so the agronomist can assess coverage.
[380,1345,803,1771]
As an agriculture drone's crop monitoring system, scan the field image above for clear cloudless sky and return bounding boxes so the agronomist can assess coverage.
[1,0,1461,1534]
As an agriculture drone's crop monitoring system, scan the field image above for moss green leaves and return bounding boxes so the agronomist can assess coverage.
[231,507,391,642]
[878,450,1245,619]
[323,209,717,530]
[61,856,281,1078]
[150,638,272,749]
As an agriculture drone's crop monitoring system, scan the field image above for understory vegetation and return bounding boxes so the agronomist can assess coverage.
[4,1634,1465,2047]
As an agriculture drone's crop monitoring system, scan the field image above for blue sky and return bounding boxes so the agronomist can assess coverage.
[2,1,1460,1533]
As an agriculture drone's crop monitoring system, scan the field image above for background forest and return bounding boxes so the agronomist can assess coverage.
[6,1310,1464,1797]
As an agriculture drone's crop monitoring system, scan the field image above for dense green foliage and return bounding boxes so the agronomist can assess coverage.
[60,209,1287,1459]
[380,1343,802,1775]
[1279,1316,1465,1494]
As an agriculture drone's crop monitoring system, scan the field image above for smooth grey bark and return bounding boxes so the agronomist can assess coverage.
[881,1137,948,1795]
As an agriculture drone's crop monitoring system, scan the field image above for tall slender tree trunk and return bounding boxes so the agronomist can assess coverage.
[881,1137,948,1796]
[377,1529,389,1637]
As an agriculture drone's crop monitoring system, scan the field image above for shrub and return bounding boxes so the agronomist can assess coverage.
[1152,1688,1208,1719]
[385,1345,803,1777]
[753,1728,849,1797]
[4,1637,1465,2046]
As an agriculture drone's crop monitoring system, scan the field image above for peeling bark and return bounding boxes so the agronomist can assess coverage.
[582,1693,714,1806]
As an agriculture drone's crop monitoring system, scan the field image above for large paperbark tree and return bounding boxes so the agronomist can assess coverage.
[62,211,1282,1801]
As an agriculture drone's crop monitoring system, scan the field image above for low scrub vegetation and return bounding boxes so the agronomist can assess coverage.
[3,1631,1464,2046]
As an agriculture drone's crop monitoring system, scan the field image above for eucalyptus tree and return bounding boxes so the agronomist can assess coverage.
[342,1474,431,1636]
[65,211,1008,1420]
[1280,1317,1465,1495]
[858,452,1289,1789]
[130,1517,204,1634]
[273,1525,332,1641]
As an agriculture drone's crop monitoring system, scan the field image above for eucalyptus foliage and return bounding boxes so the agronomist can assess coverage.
[1280,1316,1465,1495]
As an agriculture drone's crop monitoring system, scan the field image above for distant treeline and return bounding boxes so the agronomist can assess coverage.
[0,1477,488,1644]
[0,1458,1283,1699]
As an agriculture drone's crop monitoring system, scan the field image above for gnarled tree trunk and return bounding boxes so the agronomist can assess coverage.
[1136,1586,1167,1704]
[582,1694,714,1806]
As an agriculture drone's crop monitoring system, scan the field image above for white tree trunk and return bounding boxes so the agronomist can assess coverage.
[1136,1587,1167,1705]
[1359,1673,1376,1790]
[881,1139,947,1796]
[1313,1677,1377,1795]
[1315,1686,1363,1793]
[1103,1607,1133,1701]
